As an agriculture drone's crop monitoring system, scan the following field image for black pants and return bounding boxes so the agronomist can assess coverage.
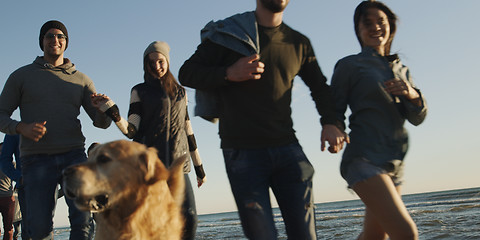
[182,174,198,240]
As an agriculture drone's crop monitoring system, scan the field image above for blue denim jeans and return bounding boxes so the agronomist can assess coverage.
[223,142,316,240]
[16,184,30,240]
[21,149,91,240]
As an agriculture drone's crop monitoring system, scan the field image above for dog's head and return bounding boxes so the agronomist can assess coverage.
[62,140,170,212]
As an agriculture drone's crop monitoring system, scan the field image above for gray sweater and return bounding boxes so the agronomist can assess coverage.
[0,57,111,156]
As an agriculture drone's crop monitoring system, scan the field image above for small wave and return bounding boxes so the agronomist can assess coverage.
[421,219,445,227]
[409,209,439,214]
[406,198,480,209]
[430,232,453,239]
[317,215,339,221]
[197,222,239,229]
[315,206,365,215]
[219,217,239,222]
[449,204,480,212]
[53,227,70,234]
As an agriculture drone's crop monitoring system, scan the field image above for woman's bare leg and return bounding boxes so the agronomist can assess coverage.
[354,174,418,240]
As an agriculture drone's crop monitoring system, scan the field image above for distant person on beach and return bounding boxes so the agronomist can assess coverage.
[0,142,15,240]
[0,135,29,240]
[0,20,111,239]
[179,0,347,239]
[330,1,427,239]
[91,41,206,240]
[12,189,21,240]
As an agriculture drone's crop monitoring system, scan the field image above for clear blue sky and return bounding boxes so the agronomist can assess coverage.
[1,1,478,227]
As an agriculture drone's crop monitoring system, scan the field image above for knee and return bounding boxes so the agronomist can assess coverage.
[389,224,418,240]
[245,201,264,211]
[183,207,197,225]
[182,198,197,225]
[240,200,268,221]
[28,229,53,240]
[398,227,418,240]
[305,201,314,211]
[398,220,418,239]
[358,230,388,240]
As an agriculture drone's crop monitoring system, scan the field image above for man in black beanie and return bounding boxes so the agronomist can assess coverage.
[0,20,111,239]
[39,20,69,51]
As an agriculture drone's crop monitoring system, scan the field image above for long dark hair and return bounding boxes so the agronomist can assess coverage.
[143,56,184,99]
[354,0,397,55]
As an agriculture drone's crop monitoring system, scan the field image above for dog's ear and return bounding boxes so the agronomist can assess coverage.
[87,142,101,157]
[140,147,169,183]
[167,154,186,206]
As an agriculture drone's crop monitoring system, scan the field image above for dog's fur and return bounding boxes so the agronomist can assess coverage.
[63,140,185,240]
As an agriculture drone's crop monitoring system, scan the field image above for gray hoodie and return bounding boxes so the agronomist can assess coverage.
[0,57,111,156]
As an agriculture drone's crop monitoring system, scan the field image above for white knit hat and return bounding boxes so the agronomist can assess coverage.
[143,41,170,64]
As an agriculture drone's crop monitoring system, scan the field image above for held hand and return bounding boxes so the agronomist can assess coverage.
[91,93,111,109]
[195,165,206,188]
[384,78,419,100]
[197,178,204,188]
[321,124,350,153]
[16,121,47,142]
[225,54,265,82]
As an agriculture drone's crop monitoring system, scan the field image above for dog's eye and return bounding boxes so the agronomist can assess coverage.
[96,155,112,164]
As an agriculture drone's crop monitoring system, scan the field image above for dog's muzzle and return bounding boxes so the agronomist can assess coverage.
[87,194,109,212]
[62,166,110,212]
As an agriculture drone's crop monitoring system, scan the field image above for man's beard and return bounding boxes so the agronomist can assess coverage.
[260,0,288,13]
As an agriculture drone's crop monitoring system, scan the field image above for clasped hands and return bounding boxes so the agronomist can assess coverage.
[321,124,349,153]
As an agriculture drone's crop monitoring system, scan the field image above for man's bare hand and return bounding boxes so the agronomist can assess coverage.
[91,93,110,109]
[225,54,265,82]
[16,121,47,142]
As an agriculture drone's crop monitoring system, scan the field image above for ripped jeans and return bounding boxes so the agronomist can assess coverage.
[223,142,316,240]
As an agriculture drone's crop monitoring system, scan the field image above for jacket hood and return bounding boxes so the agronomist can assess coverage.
[33,56,77,75]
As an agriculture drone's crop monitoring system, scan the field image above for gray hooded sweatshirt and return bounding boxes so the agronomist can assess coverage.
[0,57,111,156]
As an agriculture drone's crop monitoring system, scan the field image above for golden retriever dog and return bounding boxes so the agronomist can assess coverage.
[62,140,185,240]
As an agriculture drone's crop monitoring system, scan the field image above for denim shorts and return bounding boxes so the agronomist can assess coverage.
[343,158,404,188]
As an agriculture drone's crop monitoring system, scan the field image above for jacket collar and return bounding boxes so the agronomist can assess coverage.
[361,46,399,63]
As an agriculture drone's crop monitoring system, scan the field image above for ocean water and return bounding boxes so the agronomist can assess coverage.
[48,187,480,239]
